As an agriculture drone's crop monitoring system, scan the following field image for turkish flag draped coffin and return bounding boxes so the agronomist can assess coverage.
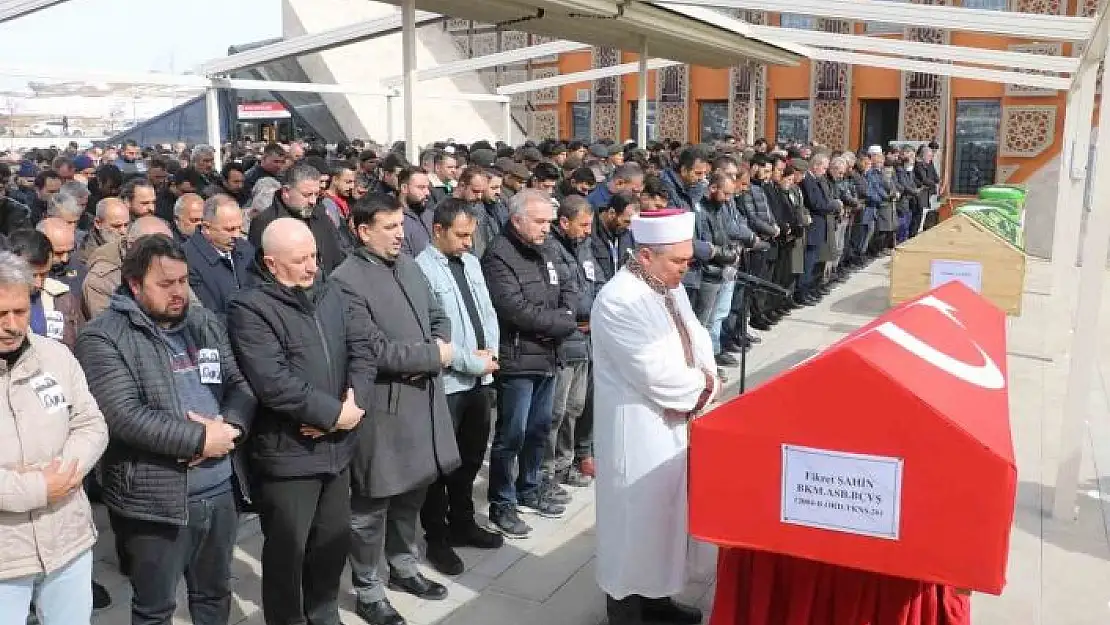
[690,281,1016,595]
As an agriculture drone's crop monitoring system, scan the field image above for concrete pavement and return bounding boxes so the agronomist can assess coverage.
[87,256,1110,625]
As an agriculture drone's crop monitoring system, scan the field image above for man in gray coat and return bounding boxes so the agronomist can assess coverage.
[332,192,461,625]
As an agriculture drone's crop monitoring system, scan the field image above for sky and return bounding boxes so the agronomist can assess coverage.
[0,0,282,115]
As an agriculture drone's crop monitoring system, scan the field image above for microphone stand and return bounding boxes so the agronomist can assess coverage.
[731,269,791,394]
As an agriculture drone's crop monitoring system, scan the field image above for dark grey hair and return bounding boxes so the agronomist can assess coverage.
[203,194,239,221]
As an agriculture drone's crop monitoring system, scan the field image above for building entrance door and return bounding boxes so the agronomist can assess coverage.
[860,99,900,150]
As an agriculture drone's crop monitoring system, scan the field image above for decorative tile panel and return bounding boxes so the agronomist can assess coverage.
[1013,0,1063,13]
[810,18,850,149]
[593,103,619,141]
[657,64,689,141]
[532,110,559,140]
[995,164,1020,183]
[451,34,470,57]
[1006,42,1063,97]
[812,100,848,150]
[530,67,560,105]
[500,69,530,107]
[471,32,497,58]
[900,0,948,145]
[501,30,528,51]
[657,105,687,142]
[903,98,942,142]
[592,47,621,140]
[730,63,766,141]
[1000,105,1056,158]
[659,65,688,104]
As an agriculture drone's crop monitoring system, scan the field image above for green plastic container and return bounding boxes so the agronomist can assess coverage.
[957,201,1024,250]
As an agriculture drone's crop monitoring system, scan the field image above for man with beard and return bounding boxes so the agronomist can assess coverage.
[473,168,508,258]
[76,235,254,625]
[248,163,346,274]
[415,199,504,579]
[113,140,147,176]
[589,192,639,288]
[322,164,356,228]
[6,229,85,350]
[333,194,460,625]
[739,155,782,332]
[373,153,408,198]
[543,195,598,490]
[120,179,158,220]
[74,198,129,269]
[397,166,434,257]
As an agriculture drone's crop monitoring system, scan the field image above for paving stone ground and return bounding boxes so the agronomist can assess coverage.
[88,257,1110,625]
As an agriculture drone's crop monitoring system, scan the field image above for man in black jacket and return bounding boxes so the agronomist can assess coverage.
[0,163,31,235]
[248,163,347,274]
[228,217,374,625]
[481,189,578,538]
[75,235,256,625]
[543,195,597,490]
[331,194,460,625]
[589,191,638,287]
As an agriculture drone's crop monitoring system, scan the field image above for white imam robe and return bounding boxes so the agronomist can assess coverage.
[591,267,721,600]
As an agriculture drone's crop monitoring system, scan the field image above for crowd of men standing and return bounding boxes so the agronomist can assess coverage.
[0,133,940,625]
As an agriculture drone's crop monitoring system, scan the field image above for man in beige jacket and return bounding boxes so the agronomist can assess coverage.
[0,251,109,625]
[81,215,173,320]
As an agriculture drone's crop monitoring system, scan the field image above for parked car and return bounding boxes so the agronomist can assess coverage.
[29,121,84,137]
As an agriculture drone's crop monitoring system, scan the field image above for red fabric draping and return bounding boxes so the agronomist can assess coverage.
[709,548,972,625]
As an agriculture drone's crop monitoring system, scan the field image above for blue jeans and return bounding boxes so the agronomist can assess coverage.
[488,374,556,511]
[0,549,92,625]
[112,488,238,625]
[709,279,736,354]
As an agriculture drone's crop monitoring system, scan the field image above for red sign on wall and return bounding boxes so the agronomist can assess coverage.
[237,102,291,120]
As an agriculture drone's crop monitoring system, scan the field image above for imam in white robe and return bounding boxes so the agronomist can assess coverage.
[591,265,720,600]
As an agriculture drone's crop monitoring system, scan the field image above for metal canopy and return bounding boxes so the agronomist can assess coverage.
[371,0,803,68]
[0,0,68,23]
[196,11,445,76]
[659,0,1095,40]
[747,24,1080,74]
[380,40,590,87]
[496,58,681,95]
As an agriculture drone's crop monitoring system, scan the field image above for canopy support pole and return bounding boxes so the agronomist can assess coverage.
[637,37,649,147]
[205,86,222,165]
[401,0,417,164]
[385,93,396,145]
[746,62,757,146]
[1051,37,1110,521]
[502,100,513,146]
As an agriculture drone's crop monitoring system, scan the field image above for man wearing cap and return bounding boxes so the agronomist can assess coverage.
[592,209,720,625]
[495,158,531,205]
